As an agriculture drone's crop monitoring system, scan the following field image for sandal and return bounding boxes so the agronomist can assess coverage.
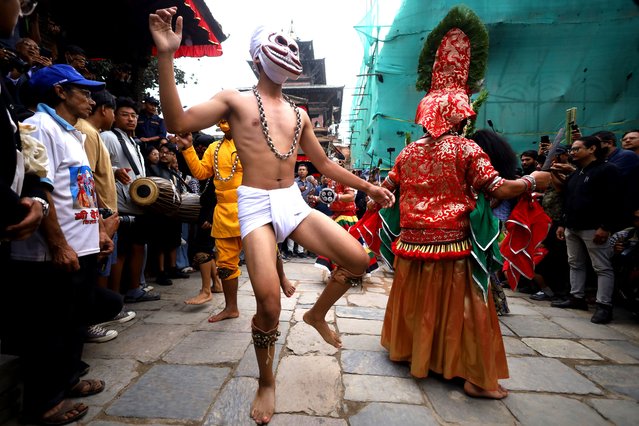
[30,400,88,426]
[67,379,105,397]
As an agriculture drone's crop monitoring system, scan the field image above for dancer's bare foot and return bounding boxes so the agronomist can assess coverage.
[184,292,213,305]
[463,381,509,399]
[208,308,240,322]
[250,381,275,424]
[303,311,342,348]
[280,278,296,298]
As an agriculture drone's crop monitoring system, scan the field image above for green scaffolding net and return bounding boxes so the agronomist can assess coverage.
[348,0,639,170]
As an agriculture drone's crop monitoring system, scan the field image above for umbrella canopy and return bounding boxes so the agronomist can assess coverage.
[48,0,227,63]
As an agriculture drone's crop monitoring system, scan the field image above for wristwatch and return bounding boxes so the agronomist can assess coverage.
[31,196,50,217]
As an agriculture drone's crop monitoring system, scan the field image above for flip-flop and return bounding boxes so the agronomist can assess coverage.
[67,379,105,397]
[25,400,88,426]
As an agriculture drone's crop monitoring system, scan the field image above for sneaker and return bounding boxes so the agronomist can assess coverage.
[530,291,552,301]
[124,289,161,303]
[141,283,155,292]
[180,266,195,274]
[98,310,136,327]
[85,325,118,343]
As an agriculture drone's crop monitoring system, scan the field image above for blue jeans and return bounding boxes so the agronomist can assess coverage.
[176,223,190,269]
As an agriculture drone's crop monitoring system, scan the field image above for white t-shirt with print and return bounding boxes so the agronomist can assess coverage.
[11,105,100,261]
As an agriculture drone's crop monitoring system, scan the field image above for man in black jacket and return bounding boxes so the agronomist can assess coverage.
[552,136,622,324]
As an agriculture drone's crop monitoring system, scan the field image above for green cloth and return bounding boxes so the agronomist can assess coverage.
[378,195,401,269]
[469,195,503,301]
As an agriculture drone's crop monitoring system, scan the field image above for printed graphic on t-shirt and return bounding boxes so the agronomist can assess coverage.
[70,166,97,209]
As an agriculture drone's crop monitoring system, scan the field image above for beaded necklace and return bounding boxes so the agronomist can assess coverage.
[213,139,240,182]
[252,85,301,160]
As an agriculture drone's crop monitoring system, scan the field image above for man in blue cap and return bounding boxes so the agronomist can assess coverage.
[9,63,116,424]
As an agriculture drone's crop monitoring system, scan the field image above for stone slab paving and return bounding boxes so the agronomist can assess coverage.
[521,338,603,360]
[503,336,537,355]
[348,402,439,426]
[504,393,609,426]
[83,323,192,362]
[499,315,577,338]
[276,355,342,416]
[551,316,628,340]
[343,374,424,404]
[203,376,257,426]
[588,398,639,426]
[4,258,638,426]
[335,317,383,335]
[270,413,347,425]
[346,292,389,309]
[162,330,252,364]
[106,364,229,421]
[576,365,639,399]
[503,357,602,394]
[335,305,386,321]
[287,321,338,355]
[341,350,411,377]
[341,334,385,351]
[581,339,639,363]
[507,303,544,316]
[420,378,515,424]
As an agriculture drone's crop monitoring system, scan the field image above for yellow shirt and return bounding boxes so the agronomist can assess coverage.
[182,139,242,238]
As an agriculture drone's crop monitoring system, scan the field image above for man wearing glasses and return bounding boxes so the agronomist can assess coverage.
[102,97,161,303]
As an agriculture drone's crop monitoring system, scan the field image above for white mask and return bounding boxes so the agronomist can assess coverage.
[250,26,302,84]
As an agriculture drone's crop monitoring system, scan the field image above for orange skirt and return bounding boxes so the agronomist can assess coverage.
[381,256,509,391]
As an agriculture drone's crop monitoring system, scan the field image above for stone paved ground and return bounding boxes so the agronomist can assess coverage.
[4,258,639,425]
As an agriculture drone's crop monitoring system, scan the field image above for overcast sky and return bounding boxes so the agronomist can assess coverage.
[170,0,401,137]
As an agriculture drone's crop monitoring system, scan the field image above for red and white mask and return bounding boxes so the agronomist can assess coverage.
[250,26,303,84]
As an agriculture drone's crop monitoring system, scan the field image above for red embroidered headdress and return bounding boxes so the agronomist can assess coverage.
[414,6,489,138]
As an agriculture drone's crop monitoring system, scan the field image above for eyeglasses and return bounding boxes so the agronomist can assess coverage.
[67,87,92,100]
[160,151,175,156]
[118,112,138,119]
[569,146,583,153]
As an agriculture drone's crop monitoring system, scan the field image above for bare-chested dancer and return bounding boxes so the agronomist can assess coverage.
[176,126,295,307]
[150,7,394,424]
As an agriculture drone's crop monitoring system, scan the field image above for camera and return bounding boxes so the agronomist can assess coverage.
[99,208,114,219]
[1,49,29,74]
[119,215,136,224]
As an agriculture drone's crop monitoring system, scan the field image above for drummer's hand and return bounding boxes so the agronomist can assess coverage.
[149,7,182,54]
[115,168,132,184]
[173,133,193,151]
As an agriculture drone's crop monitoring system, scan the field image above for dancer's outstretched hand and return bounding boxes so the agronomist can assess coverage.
[149,7,183,54]
[368,185,395,209]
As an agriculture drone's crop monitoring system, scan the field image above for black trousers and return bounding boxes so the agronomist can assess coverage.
[0,254,120,416]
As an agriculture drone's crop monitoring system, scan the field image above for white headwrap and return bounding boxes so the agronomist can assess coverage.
[249,26,303,85]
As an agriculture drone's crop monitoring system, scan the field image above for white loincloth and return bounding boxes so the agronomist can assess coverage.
[237,183,312,243]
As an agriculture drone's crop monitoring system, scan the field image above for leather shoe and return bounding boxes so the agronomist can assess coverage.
[551,295,588,310]
[591,303,613,324]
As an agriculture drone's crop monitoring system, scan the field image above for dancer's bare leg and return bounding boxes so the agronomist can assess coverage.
[276,256,295,297]
[463,381,509,399]
[185,258,213,305]
[211,258,223,293]
[208,277,239,322]
[292,212,369,348]
[250,320,278,424]
[243,226,282,424]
